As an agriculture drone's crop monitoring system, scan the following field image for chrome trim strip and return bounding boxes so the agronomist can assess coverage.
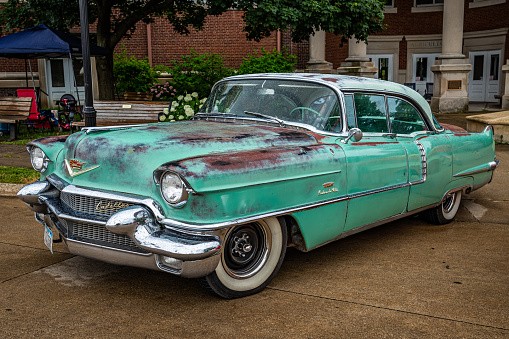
[66,237,153,256]
[453,160,499,177]
[413,140,428,182]
[161,180,424,231]
[82,124,146,134]
[64,159,100,177]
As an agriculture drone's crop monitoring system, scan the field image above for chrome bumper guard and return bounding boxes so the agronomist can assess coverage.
[18,179,222,278]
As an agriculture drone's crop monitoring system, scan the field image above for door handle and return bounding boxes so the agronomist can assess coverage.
[382,133,397,139]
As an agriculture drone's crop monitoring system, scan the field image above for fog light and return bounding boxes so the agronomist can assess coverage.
[161,256,183,270]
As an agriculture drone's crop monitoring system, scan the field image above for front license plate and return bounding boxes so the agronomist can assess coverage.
[44,225,53,254]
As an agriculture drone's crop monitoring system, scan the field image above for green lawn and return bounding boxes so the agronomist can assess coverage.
[0,166,39,184]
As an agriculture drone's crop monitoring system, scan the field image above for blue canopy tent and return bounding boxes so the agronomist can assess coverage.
[0,24,107,109]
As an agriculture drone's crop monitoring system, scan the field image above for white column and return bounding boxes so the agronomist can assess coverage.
[337,37,377,78]
[430,0,471,113]
[305,30,333,73]
[441,0,465,59]
[346,37,369,62]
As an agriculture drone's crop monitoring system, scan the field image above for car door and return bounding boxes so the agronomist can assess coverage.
[385,96,453,211]
[340,93,410,232]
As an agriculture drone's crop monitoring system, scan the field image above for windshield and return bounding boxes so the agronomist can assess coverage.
[199,79,342,132]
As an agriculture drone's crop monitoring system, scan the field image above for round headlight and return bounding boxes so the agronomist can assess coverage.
[30,146,49,172]
[160,172,185,204]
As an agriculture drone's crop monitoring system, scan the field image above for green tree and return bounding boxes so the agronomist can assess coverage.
[0,0,386,100]
[237,48,297,75]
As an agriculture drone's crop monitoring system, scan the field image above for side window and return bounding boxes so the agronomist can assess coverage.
[387,97,427,134]
[344,94,356,129]
[354,94,388,133]
[317,95,342,132]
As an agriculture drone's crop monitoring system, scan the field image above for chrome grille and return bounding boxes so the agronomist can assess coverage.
[61,192,133,217]
[73,222,145,253]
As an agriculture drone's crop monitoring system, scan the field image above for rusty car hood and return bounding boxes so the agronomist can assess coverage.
[56,120,318,195]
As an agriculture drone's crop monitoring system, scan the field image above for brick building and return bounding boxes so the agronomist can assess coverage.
[0,0,507,110]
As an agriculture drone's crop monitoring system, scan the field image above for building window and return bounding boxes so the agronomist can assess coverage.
[415,57,428,81]
[470,0,506,8]
[416,0,444,6]
[490,54,499,81]
[385,0,394,7]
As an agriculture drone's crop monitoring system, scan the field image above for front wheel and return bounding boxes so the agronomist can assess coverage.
[198,217,287,299]
[423,190,462,225]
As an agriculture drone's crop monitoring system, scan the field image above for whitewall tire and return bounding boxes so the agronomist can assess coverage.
[198,217,287,299]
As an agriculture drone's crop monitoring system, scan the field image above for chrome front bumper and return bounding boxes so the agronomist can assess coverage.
[17,177,222,278]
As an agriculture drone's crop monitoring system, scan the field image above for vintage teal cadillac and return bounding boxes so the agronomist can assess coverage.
[18,74,498,298]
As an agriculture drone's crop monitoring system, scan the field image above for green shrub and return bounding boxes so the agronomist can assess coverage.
[170,50,233,98]
[237,48,297,75]
[113,48,158,94]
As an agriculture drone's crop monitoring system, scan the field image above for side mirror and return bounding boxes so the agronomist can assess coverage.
[341,128,363,144]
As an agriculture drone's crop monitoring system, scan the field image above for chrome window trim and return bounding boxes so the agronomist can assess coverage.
[340,89,438,133]
[198,76,350,135]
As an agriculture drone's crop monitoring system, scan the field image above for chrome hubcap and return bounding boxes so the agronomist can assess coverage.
[223,222,270,279]
[443,192,457,213]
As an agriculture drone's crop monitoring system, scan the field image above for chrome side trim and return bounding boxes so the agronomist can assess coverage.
[161,181,424,232]
[453,160,499,177]
[413,140,427,182]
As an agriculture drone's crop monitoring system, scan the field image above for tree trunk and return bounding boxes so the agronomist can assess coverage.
[96,53,115,100]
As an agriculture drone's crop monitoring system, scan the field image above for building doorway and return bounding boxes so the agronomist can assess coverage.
[468,50,501,102]
[412,53,440,97]
[367,54,394,81]
[45,57,85,107]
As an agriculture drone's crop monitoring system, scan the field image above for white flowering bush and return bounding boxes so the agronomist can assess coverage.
[159,92,207,122]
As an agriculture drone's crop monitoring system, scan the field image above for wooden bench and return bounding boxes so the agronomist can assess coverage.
[0,97,33,140]
[74,100,169,127]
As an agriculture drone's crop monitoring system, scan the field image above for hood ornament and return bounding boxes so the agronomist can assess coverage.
[65,159,100,177]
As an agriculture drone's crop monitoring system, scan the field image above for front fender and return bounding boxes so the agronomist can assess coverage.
[155,144,347,224]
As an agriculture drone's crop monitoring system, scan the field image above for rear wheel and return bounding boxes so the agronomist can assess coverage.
[423,190,462,225]
[199,217,287,299]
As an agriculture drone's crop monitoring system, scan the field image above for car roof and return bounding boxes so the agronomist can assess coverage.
[223,73,435,125]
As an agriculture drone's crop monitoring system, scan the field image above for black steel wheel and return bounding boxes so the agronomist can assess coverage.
[199,217,287,299]
[423,190,462,225]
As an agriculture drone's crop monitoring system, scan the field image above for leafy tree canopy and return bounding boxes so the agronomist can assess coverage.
[0,0,386,99]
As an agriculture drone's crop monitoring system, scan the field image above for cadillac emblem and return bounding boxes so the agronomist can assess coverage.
[69,159,85,170]
[318,182,338,196]
[65,159,100,177]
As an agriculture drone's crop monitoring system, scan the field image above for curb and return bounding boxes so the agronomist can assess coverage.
[0,183,23,197]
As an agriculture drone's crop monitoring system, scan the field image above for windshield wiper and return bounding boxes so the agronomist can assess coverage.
[244,111,286,127]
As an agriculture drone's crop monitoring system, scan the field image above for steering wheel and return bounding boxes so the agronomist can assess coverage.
[289,106,322,125]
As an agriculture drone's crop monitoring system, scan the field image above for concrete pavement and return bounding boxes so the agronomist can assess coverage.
[1,110,508,337]
[0,147,508,337]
